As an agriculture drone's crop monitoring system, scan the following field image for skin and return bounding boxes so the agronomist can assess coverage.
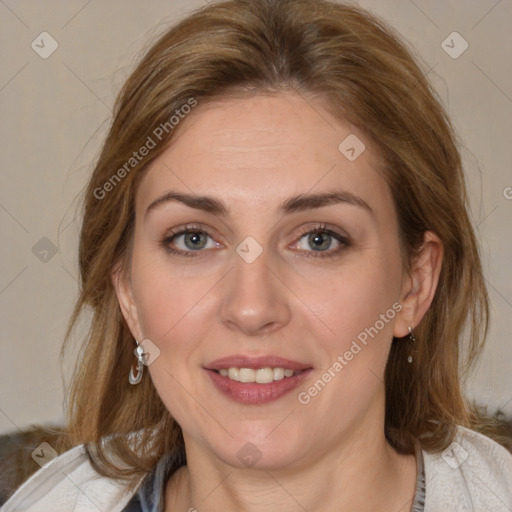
[113,91,443,512]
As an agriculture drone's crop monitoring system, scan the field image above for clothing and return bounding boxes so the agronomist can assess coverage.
[2,425,511,512]
[411,439,426,512]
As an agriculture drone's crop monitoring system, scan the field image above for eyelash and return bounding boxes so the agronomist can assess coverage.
[159,223,351,259]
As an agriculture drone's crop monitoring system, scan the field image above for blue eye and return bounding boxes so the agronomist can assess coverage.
[160,223,350,259]
[160,226,218,256]
[293,224,350,259]
[298,231,338,252]
[173,231,212,251]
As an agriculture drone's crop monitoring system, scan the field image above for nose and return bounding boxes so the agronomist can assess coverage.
[219,247,292,336]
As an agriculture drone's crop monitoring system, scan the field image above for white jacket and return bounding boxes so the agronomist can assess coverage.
[2,425,511,511]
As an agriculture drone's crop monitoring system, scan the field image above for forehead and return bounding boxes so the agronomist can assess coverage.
[136,92,391,216]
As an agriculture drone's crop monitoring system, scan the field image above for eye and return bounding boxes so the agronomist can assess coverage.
[160,224,220,257]
[160,222,350,259]
[292,223,350,259]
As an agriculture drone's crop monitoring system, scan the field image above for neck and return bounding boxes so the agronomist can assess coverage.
[164,425,417,512]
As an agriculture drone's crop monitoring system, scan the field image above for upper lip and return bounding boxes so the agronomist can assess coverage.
[205,355,313,372]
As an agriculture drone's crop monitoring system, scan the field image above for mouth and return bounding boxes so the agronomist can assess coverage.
[212,366,307,383]
[204,355,313,404]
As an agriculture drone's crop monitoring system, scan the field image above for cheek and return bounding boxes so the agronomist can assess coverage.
[306,250,402,350]
[293,256,402,427]
[133,268,207,344]
[131,241,402,354]
[129,241,204,343]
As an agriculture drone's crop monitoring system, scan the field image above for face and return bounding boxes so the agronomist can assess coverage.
[115,91,415,470]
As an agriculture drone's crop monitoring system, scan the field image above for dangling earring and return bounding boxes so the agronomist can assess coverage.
[407,326,416,363]
[129,342,145,385]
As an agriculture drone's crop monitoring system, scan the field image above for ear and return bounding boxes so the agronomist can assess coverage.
[111,260,143,342]
[393,230,443,338]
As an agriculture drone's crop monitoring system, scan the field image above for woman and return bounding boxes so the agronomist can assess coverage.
[2,0,511,510]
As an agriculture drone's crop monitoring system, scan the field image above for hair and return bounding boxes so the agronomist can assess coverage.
[35,0,503,492]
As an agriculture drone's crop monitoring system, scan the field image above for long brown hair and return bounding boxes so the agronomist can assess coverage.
[48,0,498,491]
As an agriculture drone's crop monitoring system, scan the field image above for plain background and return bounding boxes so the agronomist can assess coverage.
[0,0,511,436]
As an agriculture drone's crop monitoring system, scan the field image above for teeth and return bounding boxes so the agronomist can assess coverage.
[273,367,285,381]
[239,368,256,383]
[216,367,297,383]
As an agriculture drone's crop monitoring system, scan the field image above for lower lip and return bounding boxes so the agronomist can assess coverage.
[205,368,313,404]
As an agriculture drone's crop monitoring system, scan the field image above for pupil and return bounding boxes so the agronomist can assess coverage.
[310,232,330,251]
[185,232,206,250]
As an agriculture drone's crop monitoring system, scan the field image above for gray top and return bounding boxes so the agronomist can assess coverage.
[411,440,426,512]
[3,425,511,511]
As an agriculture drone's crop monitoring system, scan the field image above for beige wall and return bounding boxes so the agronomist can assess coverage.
[1,0,511,435]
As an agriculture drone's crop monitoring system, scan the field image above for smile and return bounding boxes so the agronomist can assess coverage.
[206,367,313,404]
[216,367,297,383]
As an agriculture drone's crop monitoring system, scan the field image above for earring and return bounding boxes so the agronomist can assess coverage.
[129,343,145,385]
[407,326,416,363]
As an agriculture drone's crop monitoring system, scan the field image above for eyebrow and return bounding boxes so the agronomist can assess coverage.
[145,189,373,219]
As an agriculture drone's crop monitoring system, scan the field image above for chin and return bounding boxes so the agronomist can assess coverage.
[207,430,306,471]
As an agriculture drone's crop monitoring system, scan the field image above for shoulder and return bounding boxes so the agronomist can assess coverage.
[0,444,144,512]
[423,425,512,511]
